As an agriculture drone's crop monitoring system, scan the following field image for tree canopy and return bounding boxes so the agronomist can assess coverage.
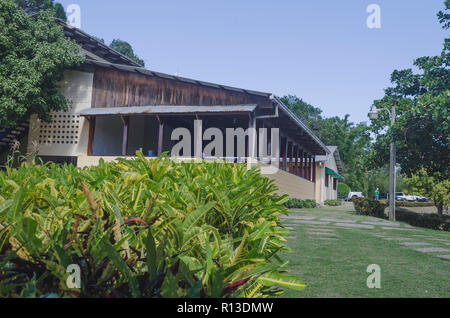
[367,1,450,180]
[281,95,371,193]
[0,0,84,128]
[110,39,145,67]
[16,0,66,20]
[280,95,323,131]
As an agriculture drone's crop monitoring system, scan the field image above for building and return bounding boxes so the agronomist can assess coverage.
[314,146,345,204]
[2,19,335,201]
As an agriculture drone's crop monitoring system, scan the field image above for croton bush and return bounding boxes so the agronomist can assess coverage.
[0,153,305,298]
[352,197,387,218]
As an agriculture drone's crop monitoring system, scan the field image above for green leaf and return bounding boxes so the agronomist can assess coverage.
[230,230,249,266]
[100,237,141,298]
[258,271,306,291]
[183,201,216,231]
[145,227,157,282]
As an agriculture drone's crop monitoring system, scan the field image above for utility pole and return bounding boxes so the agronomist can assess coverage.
[388,106,396,221]
[369,105,396,221]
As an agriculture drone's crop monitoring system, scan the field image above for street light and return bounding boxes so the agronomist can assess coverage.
[369,105,397,222]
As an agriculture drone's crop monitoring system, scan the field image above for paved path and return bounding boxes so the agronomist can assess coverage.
[280,212,450,262]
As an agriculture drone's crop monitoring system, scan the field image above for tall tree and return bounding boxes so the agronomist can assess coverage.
[367,1,450,180]
[16,0,66,20]
[110,39,145,67]
[317,115,371,192]
[280,95,323,132]
[281,95,371,192]
[0,0,84,128]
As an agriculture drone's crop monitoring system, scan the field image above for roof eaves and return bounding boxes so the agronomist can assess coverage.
[55,18,142,68]
[82,59,273,100]
[273,96,330,155]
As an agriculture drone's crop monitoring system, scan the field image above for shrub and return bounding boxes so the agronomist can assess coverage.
[352,197,387,218]
[324,200,342,206]
[284,198,316,209]
[395,209,450,232]
[379,200,435,208]
[0,153,305,298]
[337,183,350,200]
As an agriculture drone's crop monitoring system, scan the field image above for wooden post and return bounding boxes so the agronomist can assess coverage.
[313,156,316,183]
[301,149,306,179]
[283,137,288,171]
[309,154,313,181]
[271,128,279,168]
[157,116,164,156]
[247,114,258,160]
[299,149,304,178]
[306,153,310,180]
[258,121,266,162]
[267,126,272,164]
[290,142,295,174]
[87,117,96,156]
[294,145,299,176]
[121,116,129,156]
[194,118,203,159]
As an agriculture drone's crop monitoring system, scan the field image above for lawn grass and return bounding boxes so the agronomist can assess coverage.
[281,203,450,298]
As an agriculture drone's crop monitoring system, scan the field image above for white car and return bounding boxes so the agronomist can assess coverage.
[347,192,364,201]
[410,194,429,202]
[395,192,415,202]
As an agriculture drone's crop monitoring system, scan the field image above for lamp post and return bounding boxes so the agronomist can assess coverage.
[369,105,396,222]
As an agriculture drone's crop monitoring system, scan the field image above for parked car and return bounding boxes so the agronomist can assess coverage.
[395,192,415,202]
[347,192,364,201]
[410,195,429,202]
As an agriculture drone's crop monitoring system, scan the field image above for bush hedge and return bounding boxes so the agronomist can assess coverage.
[379,200,435,208]
[284,198,317,209]
[353,198,449,232]
[0,153,306,298]
[395,209,450,232]
[324,200,342,206]
[352,197,387,218]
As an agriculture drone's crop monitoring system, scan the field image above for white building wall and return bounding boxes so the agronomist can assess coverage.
[315,153,340,203]
[28,70,93,156]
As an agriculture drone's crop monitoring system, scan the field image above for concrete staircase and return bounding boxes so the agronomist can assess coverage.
[0,121,29,154]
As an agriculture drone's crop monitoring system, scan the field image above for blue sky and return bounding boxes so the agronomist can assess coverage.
[58,0,447,123]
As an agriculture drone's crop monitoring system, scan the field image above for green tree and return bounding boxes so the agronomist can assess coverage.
[110,39,145,67]
[281,95,372,192]
[337,183,350,199]
[0,0,84,128]
[404,169,449,216]
[280,95,323,131]
[367,1,450,180]
[317,115,371,191]
[16,0,66,20]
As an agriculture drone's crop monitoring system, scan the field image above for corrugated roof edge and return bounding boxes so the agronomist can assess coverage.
[77,105,258,116]
[55,18,142,68]
[83,59,272,98]
[273,96,330,155]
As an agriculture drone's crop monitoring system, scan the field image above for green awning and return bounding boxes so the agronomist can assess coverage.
[325,167,345,180]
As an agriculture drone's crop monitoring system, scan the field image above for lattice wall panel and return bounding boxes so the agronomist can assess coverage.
[38,113,81,145]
